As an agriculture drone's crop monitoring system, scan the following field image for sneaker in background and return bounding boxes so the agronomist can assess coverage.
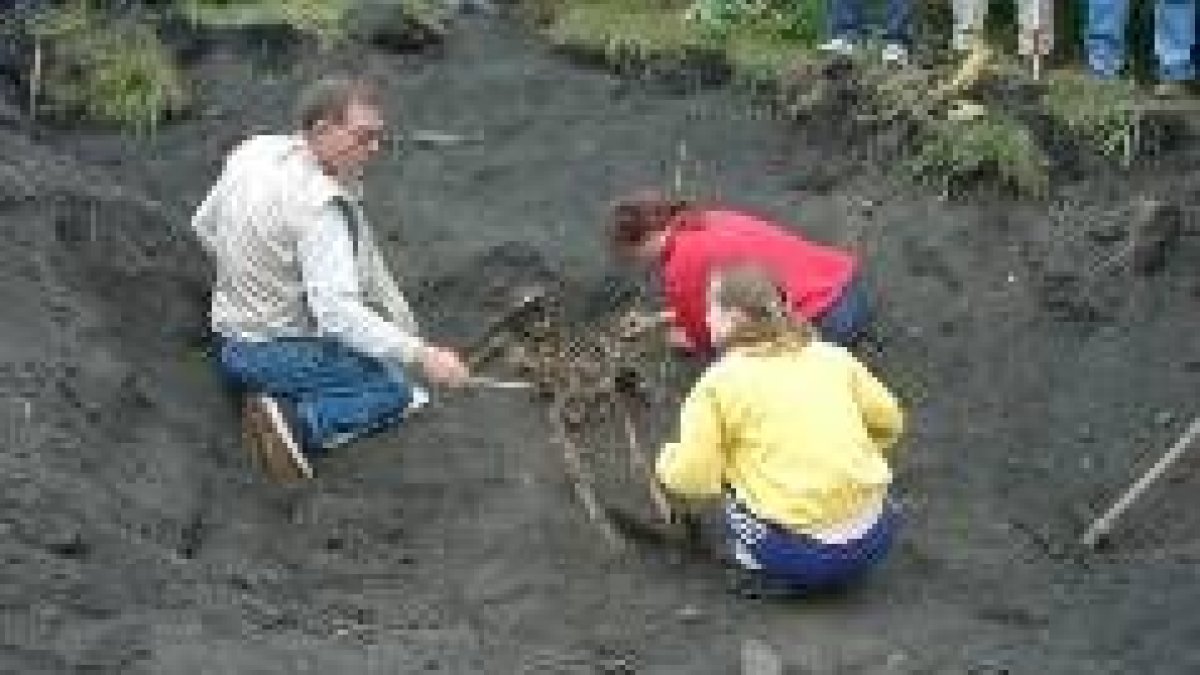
[819,37,857,58]
[881,43,909,67]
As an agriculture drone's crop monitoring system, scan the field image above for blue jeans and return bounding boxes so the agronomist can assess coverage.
[815,274,873,348]
[828,0,913,44]
[216,337,414,455]
[1088,0,1196,81]
[725,494,898,592]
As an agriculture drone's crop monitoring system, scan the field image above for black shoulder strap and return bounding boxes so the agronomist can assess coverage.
[330,196,359,255]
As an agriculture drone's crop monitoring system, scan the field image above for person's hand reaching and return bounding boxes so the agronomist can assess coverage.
[418,345,470,387]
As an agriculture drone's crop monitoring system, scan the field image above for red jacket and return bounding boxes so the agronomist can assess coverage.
[660,209,857,353]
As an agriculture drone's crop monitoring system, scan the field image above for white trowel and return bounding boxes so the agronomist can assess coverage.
[462,375,534,391]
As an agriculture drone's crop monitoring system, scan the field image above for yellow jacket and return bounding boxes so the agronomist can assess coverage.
[656,340,903,533]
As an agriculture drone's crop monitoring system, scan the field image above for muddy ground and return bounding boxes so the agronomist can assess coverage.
[1,14,1200,674]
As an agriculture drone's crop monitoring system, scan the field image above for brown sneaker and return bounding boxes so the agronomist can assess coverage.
[241,394,313,482]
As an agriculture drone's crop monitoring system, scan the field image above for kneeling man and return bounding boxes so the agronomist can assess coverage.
[192,75,469,481]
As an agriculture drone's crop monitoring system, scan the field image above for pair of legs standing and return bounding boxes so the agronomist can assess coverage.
[1088,0,1196,82]
[952,0,1054,55]
[824,0,913,58]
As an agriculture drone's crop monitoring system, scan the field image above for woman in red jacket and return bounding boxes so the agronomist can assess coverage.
[609,191,871,354]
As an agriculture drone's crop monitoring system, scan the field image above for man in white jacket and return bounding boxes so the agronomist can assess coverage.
[192,76,469,481]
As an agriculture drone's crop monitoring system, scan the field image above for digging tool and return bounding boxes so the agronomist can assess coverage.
[1081,415,1200,549]
[462,375,534,390]
[402,130,484,148]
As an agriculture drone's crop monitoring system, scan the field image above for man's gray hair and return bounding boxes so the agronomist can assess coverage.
[294,75,381,132]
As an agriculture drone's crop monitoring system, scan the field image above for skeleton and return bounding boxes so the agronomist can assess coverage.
[468,283,679,549]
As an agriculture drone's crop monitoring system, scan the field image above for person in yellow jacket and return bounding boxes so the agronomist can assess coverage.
[656,263,904,595]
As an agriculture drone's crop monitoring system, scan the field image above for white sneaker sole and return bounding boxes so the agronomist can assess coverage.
[820,46,856,57]
[244,395,313,481]
[260,396,314,479]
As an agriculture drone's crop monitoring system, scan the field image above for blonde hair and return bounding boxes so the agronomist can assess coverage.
[710,264,814,353]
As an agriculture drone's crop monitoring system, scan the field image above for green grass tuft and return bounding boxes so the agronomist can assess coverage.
[908,112,1050,197]
[183,0,450,50]
[686,0,823,44]
[723,26,799,82]
[1043,70,1139,160]
[546,1,710,62]
[31,3,189,133]
[181,0,352,47]
[543,0,820,81]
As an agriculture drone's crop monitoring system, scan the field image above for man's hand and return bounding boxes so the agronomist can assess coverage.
[418,345,470,386]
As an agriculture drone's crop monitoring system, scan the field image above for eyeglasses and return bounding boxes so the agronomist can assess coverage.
[347,125,387,147]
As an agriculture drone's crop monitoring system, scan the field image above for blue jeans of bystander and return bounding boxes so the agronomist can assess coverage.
[1088,0,1196,81]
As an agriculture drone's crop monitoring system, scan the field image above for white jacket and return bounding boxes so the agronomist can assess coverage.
[191,134,425,363]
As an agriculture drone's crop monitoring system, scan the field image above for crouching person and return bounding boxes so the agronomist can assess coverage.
[655,264,904,597]
[191,75,469,482]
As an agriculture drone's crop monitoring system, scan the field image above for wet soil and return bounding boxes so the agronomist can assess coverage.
[1,15,1199,674]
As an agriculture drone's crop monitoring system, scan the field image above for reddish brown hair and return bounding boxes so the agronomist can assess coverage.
[609,190,693,251]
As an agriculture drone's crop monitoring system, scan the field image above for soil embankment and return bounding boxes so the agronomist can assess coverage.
[1,15,1199,673]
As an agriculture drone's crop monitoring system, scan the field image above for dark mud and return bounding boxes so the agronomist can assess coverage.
[1,15,1200,674]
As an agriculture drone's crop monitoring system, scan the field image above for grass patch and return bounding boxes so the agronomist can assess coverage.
[907,111,1050,197]
[180,0,448,49]
[180,0,353,46]
[724,26,799,82]
[546,1,710,62]
[30,3,189,133]
[543,0,816,82]
[1042,70,1138,160]
[535,1,1068,199]
[686,0,823,45]
[775,56,1051,197]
